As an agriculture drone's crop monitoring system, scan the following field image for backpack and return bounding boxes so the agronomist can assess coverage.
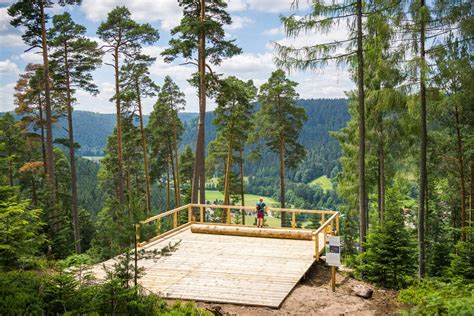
[256,203,263,212]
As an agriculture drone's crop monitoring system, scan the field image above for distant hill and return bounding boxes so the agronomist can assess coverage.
[0,110,198,156]
[1,99,349,179]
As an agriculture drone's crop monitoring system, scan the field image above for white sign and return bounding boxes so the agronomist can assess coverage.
[326,235,341,267]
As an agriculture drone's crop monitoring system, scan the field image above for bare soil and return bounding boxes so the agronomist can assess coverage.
[169,263,402,316]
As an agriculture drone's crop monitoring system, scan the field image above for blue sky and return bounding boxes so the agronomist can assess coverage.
[0,0,353,113]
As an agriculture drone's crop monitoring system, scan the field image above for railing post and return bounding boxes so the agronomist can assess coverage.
[321,212,325,225]
[188,205,192,223]
[313,231,319,261]
[173,212,177,228]
[227,206,231,224]
[336,213,340,235]
[200,206,204,223]
[292,211,296,228]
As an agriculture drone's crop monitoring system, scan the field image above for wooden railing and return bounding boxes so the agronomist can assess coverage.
[135,203,339,258]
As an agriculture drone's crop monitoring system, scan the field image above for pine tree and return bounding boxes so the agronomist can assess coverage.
[162,0,241,205]
[120,57,159,213]
[179,145,195,204]
[253,70,307,227]
[355,186,416,289]
[212,76,256,208]
[148,77,185,210]
[49,12,102,254]
[97,6,159,207]
[8,0,82,232]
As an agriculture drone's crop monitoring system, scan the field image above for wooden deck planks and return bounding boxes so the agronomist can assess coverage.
[90,225,321,308]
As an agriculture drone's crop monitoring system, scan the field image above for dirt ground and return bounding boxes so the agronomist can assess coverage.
[169,263,402,316]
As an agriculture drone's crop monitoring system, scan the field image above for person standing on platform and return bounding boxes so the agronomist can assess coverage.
[256,198,266,228]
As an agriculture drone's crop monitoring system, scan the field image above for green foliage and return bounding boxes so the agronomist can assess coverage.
[354,187,416,289]
[399,278,474,315]
[0,190,46,270]
[162,0,241,65]
[448,226,474,280]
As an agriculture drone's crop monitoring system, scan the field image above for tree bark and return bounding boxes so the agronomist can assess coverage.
[64,43,81,254]
[167,159,171,211]
[377,125,385,223]
[38,97,47,175]
[418,0,427,277]
[39,0,57,231]
[454,103,466,241]
[172,120,181,207]
[136,80,151,214]
[114,46,125,207]
[169,141,179,208]
[356,0,367,253]
[279,134,288,227]
[223,127,234,206]
[191,0,207,207]
[31,176,37,207]
[240,145,245,225]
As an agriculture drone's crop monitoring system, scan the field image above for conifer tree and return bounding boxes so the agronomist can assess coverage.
[253,70,307,227]
[120,57,159,213]
[276,0,369,250]
[8,0,82,232]
[211,76,256,209]
[97,6,159,206]
[179,145,195,204]
[162,0,241,205]
[49,12,102,254]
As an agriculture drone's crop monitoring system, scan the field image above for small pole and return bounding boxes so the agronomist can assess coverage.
[330,230,336,292]
[331,266,336,292]
[227,206,231,224]
[200,206,204,223]
[188,205,192,223]
[134,224,139,288]
[292,211,296,228]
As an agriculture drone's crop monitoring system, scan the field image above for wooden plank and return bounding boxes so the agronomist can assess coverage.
[90,226,315,308]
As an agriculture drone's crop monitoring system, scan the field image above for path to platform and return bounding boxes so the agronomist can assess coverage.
[91,225,322,308]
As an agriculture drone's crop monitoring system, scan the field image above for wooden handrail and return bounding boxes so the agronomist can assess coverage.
[136,203,340,260]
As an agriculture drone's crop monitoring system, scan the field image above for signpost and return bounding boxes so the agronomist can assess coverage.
[326,234,341,291]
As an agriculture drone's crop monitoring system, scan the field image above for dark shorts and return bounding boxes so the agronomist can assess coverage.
[257,212,264,219]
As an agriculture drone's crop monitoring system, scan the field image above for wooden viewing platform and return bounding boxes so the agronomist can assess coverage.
[91,204,339,308]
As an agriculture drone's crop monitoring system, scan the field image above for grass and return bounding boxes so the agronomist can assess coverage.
[205,190,278,207]
[309,175,333,192]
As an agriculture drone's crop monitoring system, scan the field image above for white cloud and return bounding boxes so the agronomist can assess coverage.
[228,0,309,13]
[0,7,12,31]
[80,0,182,30]
[19,51,43,63]
[0,33,23,47]
[0,59,18,74]
[225,15,253,30]
[217,52,275,77]
[262,27,284,36]
[0,82,15,112]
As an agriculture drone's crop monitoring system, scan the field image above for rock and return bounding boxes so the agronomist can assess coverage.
[352,284,373,299]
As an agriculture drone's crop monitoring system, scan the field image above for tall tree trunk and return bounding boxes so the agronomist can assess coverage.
[223,132,234,206]
[418,0,428,277]
[377,125,385,223]
[64,44,81,254]
[454,104,466,241]
[114,47,125,207]
[172,121,181,207]
[38,98,47,175]
[279,134,288,227]
[356,0,367,253]
[167,159,171,211]
[223,134,234,224]
[240,145,245,225]
[469,162,473,234]
[192,0,206,207]
[169,142,179,208]
[136,81,151,213]
[39,0,57,232]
